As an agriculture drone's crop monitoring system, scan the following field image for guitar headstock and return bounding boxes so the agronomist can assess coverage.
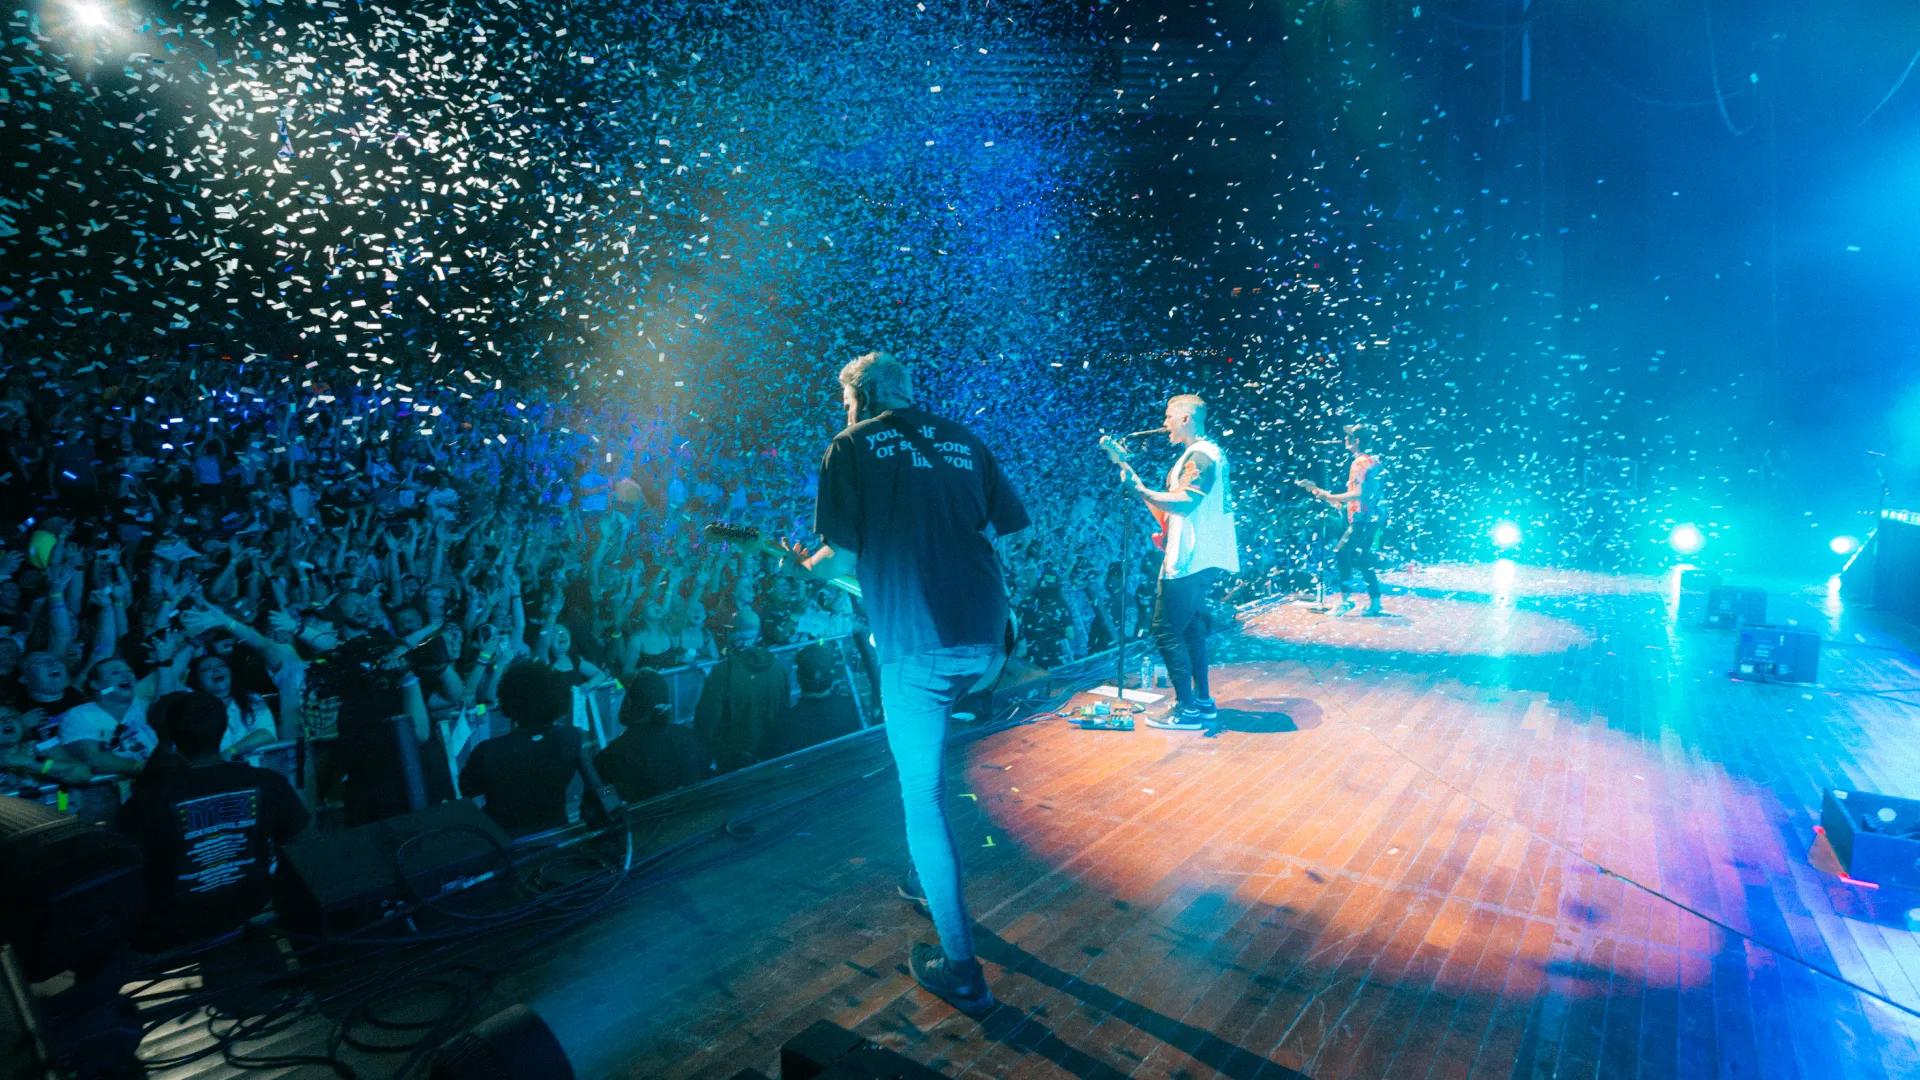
[703,521,764,547]
[1098,434,1134,464]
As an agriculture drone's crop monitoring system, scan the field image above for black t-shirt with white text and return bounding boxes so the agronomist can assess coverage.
[814,407,1029,664]
[116,761,309,949]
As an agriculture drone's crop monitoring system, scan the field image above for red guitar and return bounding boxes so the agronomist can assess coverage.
[1100,434,1167,550]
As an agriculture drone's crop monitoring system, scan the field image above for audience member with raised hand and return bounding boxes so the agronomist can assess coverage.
[55,639,185,777]
[0,704,91,786]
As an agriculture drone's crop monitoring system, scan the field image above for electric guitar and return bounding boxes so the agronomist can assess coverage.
[703,521,863,600]
[703,521,1020,694]
[1099,434,1168,550]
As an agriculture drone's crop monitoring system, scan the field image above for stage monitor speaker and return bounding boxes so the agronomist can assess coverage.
[278,798,511,934]
[1676,568,1719,622]
[1703,585,1766,628]
[1734,624,1820,683]
[1822,788,1920,891]
[780,1019,945,1080]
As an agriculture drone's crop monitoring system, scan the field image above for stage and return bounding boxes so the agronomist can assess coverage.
[144,563,1920,1079]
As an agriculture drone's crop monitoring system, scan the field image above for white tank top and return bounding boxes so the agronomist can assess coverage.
[1161,438,1240,580]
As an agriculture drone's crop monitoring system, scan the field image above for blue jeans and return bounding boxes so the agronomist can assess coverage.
[880,643,997,965]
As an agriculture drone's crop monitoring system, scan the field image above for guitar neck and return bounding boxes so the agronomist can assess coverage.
[732,536,863,601]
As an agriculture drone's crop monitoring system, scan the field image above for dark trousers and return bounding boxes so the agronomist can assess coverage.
[1153,568,1221,706]
[1336,516,1382,601]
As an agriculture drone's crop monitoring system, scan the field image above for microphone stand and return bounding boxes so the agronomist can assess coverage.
[1292,487,1336,611]
[1841,462,1890,605]
[1115,477,1131,698]
[1096,434,1160,705]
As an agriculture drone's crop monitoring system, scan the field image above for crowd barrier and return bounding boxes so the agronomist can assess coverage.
[1,737,307,824]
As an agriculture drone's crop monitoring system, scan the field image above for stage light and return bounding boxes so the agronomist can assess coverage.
[1831,535,1860,556]
[1669,523,1704,555]
[68,0,112,30]
[1490,521,1522,550]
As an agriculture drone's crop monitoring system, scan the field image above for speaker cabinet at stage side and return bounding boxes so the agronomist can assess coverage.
[1734,624,1819,683]
[1703,585,1766,628]
[1822,788,1920,891]
[277,799,511,934]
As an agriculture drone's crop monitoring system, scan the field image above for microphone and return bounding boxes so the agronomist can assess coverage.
[1124,427,1168,439]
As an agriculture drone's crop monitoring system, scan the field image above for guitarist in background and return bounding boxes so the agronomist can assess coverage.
[1117,393,1240,731]
[782,350,1029,1019]
[1295,422,1387,616]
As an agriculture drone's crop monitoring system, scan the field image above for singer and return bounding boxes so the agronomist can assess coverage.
[1117,394,1240,730]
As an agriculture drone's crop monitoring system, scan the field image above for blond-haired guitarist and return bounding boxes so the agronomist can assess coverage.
[1115,394,1239,730]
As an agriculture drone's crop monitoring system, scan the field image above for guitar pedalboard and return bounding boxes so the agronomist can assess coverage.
[1064,702,1137,731]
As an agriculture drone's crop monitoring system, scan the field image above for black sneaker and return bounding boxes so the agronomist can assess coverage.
[1363,603,1386,617]
[1187,697,1219,721]
[909,943,996,1018]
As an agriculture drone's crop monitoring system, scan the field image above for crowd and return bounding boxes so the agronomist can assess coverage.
[0,347,1297,950]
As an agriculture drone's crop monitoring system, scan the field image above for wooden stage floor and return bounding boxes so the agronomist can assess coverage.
[485,563,1920,1079]
[141,563,1920,1079]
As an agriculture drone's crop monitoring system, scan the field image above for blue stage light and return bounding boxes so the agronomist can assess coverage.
[1669,523,1704,555]
[1490,521,1522,549]
[1831,535,1860,556]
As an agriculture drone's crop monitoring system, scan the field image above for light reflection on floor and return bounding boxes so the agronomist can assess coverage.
[1397,560,1670,598]
[970,561,1816,1008]
[1234,561,1610,657]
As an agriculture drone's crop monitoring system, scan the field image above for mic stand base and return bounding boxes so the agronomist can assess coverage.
[1087,684,1165,705]
[1303,573,1330,612]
